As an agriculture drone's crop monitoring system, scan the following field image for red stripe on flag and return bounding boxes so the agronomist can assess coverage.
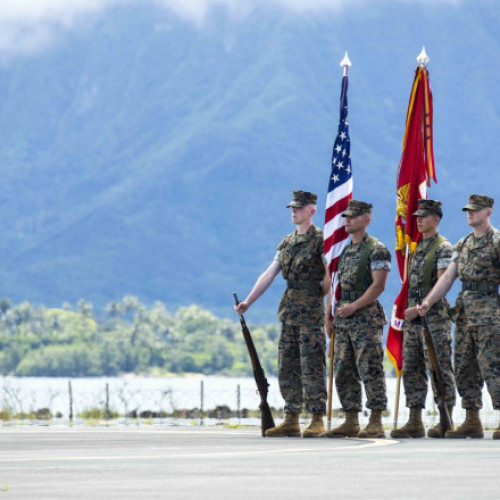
[328,256,339,276]
[324,196,350,222]
[324,226,349,255]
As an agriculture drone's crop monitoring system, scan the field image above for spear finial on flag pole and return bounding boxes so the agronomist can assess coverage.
[417,46,429,68]
[340,51,351,75]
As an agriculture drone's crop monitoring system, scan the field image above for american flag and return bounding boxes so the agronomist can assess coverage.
[324,73,353,309]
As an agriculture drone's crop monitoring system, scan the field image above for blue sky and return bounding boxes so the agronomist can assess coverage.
[0,0,469,56]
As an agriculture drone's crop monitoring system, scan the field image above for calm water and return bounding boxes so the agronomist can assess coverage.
[0,375,497,428]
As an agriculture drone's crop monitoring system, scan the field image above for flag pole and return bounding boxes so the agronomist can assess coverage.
[327,326,335,430]
[326,51,351,431]
[391,46,431,431]
[393,372,402,430]
[392,247,408,431]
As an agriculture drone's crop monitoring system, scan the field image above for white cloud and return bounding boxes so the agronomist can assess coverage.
[0,0,124,23]
[152,0,260,25]
[154,0,465,17]
[0,0,128,57]
[0,0,467,57]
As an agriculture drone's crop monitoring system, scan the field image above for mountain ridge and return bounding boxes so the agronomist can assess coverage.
[0,1,498,322]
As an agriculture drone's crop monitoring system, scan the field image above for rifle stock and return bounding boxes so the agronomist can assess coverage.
[416,290,452,436]
[233,293,275,436]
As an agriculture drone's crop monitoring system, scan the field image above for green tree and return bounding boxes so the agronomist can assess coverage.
[16,344,100,376]
[208,339,234,372]
[0,298,281,377]
[77,299,94,319]
[105,301,122,319]
[0,298,11,316]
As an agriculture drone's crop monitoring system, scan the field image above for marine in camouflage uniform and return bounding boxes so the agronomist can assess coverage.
[418,194,500,439]
[324,200,391,438]
[234,190,330,438]
[276,224,327,419]
[391,199,456,439]
[450,195,500,437]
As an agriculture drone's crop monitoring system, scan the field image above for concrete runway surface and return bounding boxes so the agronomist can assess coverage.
[0,426,499,499]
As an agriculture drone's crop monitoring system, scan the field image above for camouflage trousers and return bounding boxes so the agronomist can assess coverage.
[454,323,500,410]
[278,322,327,415]
[402,318,456,408]
[334,325,387,411]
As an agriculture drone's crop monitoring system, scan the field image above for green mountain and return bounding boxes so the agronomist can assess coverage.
[0,1,498,321]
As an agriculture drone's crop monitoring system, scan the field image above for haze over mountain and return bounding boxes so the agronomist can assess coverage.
[0,0,498,322]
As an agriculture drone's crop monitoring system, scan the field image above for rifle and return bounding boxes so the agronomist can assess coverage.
[416,289,452,437]
[233,292,275,437]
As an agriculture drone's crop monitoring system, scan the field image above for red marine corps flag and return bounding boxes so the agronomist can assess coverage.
[386,48,437,425]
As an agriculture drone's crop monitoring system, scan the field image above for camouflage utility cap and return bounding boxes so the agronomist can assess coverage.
[412,199,443,217]
[342,200,372,217]
[462,194,494,211]
[286,190,318,208]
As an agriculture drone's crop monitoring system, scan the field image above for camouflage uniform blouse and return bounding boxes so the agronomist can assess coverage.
[452,226,500,327]
[407,234,452,322]
[275,224,326,326]
[334,233,391,329]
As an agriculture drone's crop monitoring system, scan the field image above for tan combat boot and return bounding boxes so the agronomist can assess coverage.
[445,409,483,439]
[427,406,453,439]
[391,407,425,438]
[493,426,500,440]
[358,409,385,438]
[302,414,325,438]
[493,418,500,440]
[265,412,301,437]
[323,410,360,438]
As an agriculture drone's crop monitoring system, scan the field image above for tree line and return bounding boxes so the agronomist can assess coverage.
[0,297,279,377]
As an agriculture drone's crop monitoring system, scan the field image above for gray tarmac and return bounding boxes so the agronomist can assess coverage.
[0,425,499,499]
